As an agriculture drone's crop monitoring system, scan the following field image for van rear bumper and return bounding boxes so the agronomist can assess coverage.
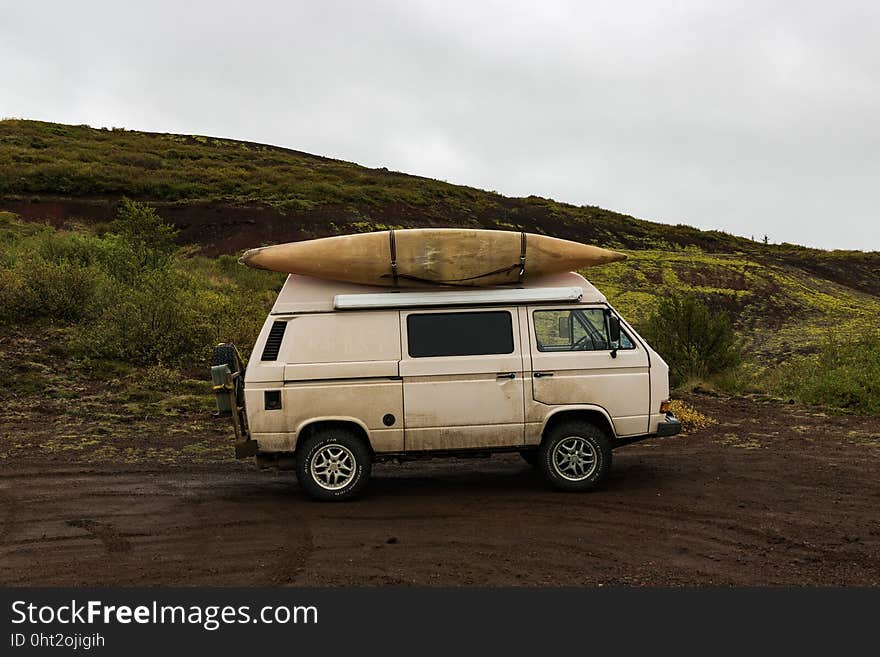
[613,413,681,448]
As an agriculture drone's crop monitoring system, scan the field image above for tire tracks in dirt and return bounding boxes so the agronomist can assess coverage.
[181,489,315,585]
[66,518,132,554]
[1,392,878,585]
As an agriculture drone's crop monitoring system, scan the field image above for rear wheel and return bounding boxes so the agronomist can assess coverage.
[296,427,372,501]
[539,421,612,492]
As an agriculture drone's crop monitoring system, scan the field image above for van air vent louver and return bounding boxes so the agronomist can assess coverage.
[260,321,287,361]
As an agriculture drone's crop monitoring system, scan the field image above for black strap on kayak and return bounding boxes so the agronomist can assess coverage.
[518,231,527,282]
[388,230,399,286]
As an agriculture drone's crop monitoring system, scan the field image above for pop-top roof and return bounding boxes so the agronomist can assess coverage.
[271,272,606,314]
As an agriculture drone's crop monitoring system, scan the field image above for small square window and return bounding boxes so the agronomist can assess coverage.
[264,390,281,410]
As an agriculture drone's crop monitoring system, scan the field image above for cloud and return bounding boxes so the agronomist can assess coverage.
[1,0,877,249]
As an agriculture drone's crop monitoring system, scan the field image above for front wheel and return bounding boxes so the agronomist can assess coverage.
[296,428,372,501]
[539,421,612,492]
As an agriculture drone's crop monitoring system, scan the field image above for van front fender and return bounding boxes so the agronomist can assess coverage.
[539,404,617,441]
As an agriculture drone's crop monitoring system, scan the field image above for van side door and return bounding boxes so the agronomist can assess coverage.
[399,308,526,451]
[527,306,651,436]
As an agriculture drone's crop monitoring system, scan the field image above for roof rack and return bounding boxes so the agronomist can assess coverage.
[333,286,584,310]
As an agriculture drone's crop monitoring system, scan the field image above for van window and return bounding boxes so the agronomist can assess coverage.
[533,309,634,352]
[407,311,514,358]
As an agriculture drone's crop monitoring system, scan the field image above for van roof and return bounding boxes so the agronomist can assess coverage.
[271,272,607,314]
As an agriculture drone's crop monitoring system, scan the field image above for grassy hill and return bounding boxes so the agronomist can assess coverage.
[3,119,878,268]
[1,119,878,413]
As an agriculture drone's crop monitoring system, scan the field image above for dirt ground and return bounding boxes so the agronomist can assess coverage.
[1,394,878,587]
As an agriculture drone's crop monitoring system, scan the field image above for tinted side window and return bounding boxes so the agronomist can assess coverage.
[407,312,514,358]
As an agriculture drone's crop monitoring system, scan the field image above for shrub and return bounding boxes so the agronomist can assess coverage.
[97,199,178,283]
[36,231,100,266]
[773,334,880,414]
[0,207,278,364]
[0,268,25,322]
[0,256,106,323]
[17,258,105,322]
[640,294,741,385]
[668,399,717,432]
[77,269,215,364]
[74,265,276,365]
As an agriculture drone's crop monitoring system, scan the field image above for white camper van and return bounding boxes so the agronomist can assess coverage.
[212,271,680,501]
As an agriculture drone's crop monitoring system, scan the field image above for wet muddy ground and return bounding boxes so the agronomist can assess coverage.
[1,395,878,586]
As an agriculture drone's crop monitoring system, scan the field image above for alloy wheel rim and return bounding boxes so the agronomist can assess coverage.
[310,444,356,490]
[551,436,598,481]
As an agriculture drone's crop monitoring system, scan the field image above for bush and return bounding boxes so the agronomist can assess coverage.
[0,200,177,325]
[640,294,741,385]
[773,334,880,414]
[17,258,105,322]
[0,256,106,323]
[36,231,99,267]
[0,268,25,321]
[97,199,179,283]
[0,206,280,365]
[78,269,215,364]
[73,262,278,365]
[668,399,717,432]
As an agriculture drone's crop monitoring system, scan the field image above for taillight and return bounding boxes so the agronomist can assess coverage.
[659,400,671,413]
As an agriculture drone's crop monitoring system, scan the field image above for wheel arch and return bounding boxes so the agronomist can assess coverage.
[540,405,616,442]
[294,417,374,455]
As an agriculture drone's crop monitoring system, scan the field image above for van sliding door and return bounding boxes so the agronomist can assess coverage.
[399,309,525,451]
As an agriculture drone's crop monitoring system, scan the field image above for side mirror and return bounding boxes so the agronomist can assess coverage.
[608,315,621,344]
[557,316,571,339]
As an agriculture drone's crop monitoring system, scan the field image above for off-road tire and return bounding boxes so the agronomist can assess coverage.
[520,450,540,468]
[211,343,245,406]
[539,421,612,492]
[296,427,372,502]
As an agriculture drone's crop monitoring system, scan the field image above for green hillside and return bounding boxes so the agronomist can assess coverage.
[4,119,878,265]
[1,119,878,412]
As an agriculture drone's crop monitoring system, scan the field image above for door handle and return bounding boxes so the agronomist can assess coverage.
[496,372,516,379]
[534,371,554,378]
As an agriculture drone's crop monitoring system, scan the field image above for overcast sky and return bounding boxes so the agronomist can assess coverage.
[2,0,878,250]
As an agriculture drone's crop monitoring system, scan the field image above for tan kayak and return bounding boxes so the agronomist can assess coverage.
[240,228,626,287]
